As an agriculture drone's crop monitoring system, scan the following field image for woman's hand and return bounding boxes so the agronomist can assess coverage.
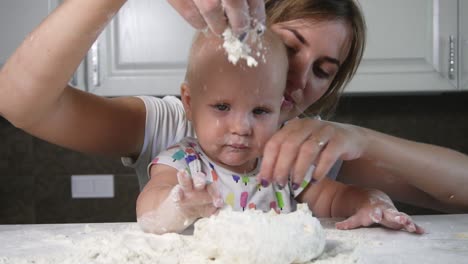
[258,118,369,187]
[167,0,265,36]
[138,169,223,234]
[335,189,425,234]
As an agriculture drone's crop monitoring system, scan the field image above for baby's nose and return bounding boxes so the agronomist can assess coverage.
[230,114,252,136]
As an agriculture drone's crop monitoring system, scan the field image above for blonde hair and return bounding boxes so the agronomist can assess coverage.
[265,0,366,117]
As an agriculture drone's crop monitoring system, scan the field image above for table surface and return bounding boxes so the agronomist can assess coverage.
[0,214,467,264]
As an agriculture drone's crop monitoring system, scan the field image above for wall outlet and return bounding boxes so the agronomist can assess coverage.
[71,174,114,198]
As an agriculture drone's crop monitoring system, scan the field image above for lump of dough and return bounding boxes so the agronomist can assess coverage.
[192,203,325,264]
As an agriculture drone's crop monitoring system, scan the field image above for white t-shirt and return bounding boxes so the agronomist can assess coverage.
[122,96,341,189]
[121,96,195,189]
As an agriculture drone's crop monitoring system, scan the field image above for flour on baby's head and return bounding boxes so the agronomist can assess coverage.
[184,28,288,90]
[221,27,263,67]
[185,30,288,96]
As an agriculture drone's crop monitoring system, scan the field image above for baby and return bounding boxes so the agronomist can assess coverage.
[136,29,423,235]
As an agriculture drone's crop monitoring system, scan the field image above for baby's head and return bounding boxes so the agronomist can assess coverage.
[181,30,288,173]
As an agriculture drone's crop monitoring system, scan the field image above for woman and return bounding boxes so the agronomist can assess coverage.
[171,0,468,213]
[0,0,467,213]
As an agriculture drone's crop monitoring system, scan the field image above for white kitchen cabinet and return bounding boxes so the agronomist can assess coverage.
[0,0,59,67]
[3,1,461,95]
[461,0,468,91]
[88,0,462,95]
[83,0,195,96]
[346,0,459,93]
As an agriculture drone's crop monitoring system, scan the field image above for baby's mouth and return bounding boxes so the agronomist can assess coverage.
[230,144,248,149]
[226,144,249,152]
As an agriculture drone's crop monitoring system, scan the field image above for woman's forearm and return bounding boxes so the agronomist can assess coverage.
[343,127,468,211]
[0,0,126,127]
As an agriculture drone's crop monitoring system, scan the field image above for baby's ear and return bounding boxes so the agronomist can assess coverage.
[180,83,193,120]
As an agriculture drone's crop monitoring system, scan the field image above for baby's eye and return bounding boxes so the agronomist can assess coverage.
[253,107,270,115]
[213,104,230,111]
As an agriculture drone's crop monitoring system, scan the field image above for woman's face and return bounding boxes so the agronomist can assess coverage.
[271,19,351,121]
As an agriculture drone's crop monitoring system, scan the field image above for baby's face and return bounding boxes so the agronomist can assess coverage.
[184,32,288,173]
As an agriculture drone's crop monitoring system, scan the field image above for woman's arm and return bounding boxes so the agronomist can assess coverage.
[260,118,468,213]
[339,127,468,212]
[0,0,145,156]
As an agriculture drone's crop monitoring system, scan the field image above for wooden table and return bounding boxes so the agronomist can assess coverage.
[0,214,467,263]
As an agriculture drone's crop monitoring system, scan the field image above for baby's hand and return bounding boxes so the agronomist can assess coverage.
[138,169,223,234]
[171,169,224,221]
[335,190,425,234]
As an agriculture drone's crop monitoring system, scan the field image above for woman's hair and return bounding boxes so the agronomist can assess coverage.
[265,0,366,117]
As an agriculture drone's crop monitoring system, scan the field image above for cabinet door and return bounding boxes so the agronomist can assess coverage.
[346,0,458,93]
[461,0,468,91]
[85,0,195,96]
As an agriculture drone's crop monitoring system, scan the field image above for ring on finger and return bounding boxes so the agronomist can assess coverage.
[313,138,326,148]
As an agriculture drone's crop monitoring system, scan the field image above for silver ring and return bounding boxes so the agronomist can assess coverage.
[316,140,326,148]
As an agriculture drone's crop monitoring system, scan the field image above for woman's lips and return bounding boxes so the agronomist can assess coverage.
[290,89,303,105]
[281,94,295,110]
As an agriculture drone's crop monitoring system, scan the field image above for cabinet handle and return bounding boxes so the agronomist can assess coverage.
[91,41,100,87]
[448,35,456,80]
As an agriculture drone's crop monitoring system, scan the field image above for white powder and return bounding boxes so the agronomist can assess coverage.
[192,204,325,264]
[0,205,361,264]
[222,28,264,67]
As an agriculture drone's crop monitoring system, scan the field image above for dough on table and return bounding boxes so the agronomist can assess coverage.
[192,203,325,264]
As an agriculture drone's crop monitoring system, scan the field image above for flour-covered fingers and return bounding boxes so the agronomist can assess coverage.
[169,184,185,203]
[180,191,215,207]
[381,209,424,234]
[207,183,224,208]
[179,200,219,218]
[198,204,220,218]
[247,0,265,28]
[192,171,208,191]
[194,0,227,35]
[222,0,251,36]
[335,211,375,230]
[177,170,193,191]
[167,0,208,30]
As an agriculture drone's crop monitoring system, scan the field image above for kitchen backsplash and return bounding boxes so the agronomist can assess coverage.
[1,93,467,224]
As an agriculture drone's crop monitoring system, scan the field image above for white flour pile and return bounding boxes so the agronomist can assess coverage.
[222,27,265,67]
[192,204,325,264]
[0,204,361,264]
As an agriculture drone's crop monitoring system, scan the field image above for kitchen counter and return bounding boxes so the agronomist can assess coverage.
[0,214,467,263]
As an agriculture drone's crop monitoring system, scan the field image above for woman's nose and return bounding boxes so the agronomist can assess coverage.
[289,53,311,91]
